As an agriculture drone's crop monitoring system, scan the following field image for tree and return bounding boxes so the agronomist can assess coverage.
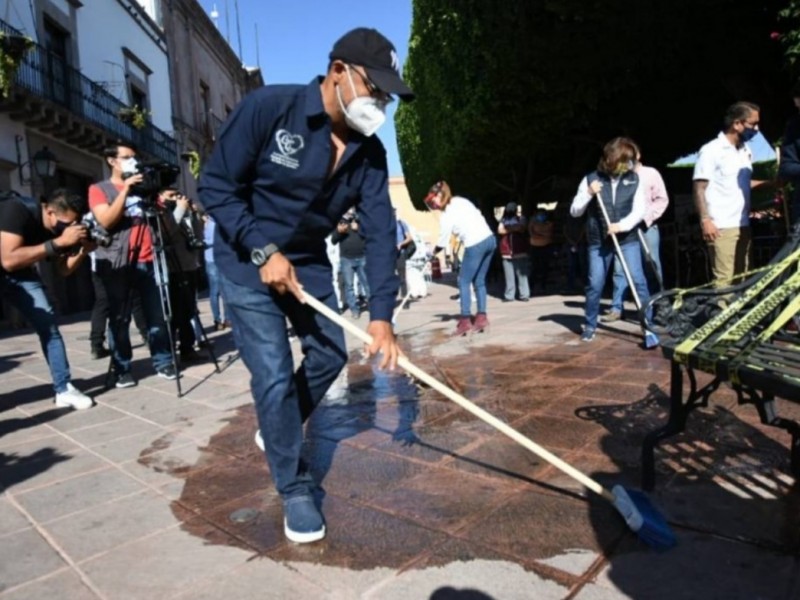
[397,1,791,212]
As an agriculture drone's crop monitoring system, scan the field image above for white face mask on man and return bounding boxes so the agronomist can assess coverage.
[336,66,387,137]
[120,157,139,177]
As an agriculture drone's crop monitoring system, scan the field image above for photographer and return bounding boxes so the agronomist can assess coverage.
[88,143,176,388]
[158,185,204,363]
[331,207,370,319]
[0,189,94,409]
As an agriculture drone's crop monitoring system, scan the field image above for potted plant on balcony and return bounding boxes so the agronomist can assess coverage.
[0,31,34,98]
[118,105,150,130]
[186,150,201,179]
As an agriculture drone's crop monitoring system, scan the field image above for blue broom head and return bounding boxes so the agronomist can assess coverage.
[644,331,660,350]
[612,485,676,550]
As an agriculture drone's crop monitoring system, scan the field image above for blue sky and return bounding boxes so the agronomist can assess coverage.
[199,0,413,177]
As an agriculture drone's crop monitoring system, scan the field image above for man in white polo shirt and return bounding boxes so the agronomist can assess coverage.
[693,101,762,285]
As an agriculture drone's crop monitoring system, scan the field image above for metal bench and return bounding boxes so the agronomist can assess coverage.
[640,224,800,491]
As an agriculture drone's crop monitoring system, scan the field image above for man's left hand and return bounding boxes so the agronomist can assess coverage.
[607,223,622,235]
[365,320,400,370]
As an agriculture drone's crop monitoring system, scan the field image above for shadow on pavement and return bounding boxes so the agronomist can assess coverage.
[0,351,33,377]
[0,445,71,492]
[576,385,800,598]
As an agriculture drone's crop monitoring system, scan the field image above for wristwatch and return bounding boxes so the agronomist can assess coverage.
[250,243,280,267]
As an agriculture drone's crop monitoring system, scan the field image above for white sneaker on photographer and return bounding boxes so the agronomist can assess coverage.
[254,430,265,452]
[55,383,93,410]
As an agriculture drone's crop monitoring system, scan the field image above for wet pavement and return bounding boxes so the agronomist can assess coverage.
[1,274,799,599]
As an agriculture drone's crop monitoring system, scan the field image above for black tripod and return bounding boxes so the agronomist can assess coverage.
[103,198,218,396]
[154,205,220,380]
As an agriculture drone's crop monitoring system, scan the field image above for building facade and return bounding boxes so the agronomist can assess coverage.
[158,0,263,199]
[0,0,178,322]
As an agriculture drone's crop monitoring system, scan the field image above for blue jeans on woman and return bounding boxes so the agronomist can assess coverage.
[204,260,226,323]
[0,274,71,393]
[219,272,347,500]
[610,225,662,313]
[585,240,650,333]
[459,235,497,316]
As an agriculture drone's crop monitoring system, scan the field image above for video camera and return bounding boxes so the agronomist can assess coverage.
[339,210,357,226]
[179,217,207,250]
[80,217,112,248]
[123,160,180,198]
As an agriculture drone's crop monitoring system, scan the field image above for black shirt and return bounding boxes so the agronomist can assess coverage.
[0,197,51,279]
[331,223,366,259]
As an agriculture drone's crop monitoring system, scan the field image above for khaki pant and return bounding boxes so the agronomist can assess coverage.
[707,226,751,285]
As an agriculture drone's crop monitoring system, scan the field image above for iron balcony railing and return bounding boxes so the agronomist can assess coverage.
[1,18,177,165]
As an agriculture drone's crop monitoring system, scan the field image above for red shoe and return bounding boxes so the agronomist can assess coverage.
[454,316,472,337]
[473,313,489,333]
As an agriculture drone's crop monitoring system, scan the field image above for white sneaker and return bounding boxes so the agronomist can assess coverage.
[55,383,93,410]
[254,430,265,452]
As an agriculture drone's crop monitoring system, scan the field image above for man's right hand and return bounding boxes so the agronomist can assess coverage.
[588,180,603,196]
[336,222,348,234]
[122,173,144,192]
[701,218,719,242]
[258,252,304,301]
[55,224,88,249]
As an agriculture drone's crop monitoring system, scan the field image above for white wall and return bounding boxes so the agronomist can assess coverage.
[75,1,173,133]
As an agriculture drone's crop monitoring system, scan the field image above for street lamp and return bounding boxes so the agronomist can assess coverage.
[15,135,58,184]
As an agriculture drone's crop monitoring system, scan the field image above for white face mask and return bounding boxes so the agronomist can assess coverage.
[336,66,387,137]
[120,157,139,176]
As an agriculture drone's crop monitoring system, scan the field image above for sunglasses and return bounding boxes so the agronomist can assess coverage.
[348,65,394,105]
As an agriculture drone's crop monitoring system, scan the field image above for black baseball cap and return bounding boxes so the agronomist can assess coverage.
[329,28,415,101]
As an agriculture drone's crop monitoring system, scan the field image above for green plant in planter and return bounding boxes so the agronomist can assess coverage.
[118,105,151,130]
[186,150,201,179]
[0,32,34,98]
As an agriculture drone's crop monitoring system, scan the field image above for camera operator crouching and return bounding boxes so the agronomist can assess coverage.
[88,142,177,388]
[0,189,95,409]
[158,185,205,364]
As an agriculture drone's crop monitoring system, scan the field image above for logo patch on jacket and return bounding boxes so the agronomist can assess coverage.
[270,129,305,169]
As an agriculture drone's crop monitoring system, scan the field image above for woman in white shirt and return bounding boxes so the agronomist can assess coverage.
[570,137,657,348]
[425,181,496,336]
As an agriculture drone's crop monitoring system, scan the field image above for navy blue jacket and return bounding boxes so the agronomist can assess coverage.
[585,171,640,246]
[198,78,399,321]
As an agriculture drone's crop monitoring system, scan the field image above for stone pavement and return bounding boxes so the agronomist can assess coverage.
[1,275,799,599]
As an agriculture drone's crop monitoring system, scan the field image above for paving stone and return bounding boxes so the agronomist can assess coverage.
[587,532,799,600]
[44,490,190,561]
[0,529,67,592]
[63,417,162,449]
[172,558,327,600]
[0,568,98,600]
[81,520,248,598]
[0,496,30,537]
[14,467,145,523]
[89,430,193,465]
[1,448,108,494]
[45,405,128,433]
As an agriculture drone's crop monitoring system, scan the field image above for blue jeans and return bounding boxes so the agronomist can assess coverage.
[99,261,172,374]
[219,273,347,500]
[204,260,226,323]
[502,256,530,300]
[340,256,370,312]
[0,274,71,393]
[585,241,650,332]
[459,235,496,316]
[611,225,662,313]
